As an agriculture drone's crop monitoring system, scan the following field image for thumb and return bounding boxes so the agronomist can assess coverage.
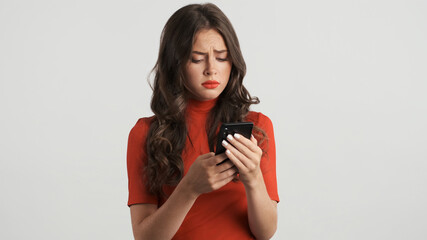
[199,152,215,160]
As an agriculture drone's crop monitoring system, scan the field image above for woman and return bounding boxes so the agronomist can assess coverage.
[127,3,279,239]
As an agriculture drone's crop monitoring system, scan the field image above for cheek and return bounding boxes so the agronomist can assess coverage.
[224,61,232,71]
[185,66,200,84]
[221,64,232,78]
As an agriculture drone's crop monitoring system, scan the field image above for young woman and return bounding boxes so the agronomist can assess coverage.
[127,3,279,239]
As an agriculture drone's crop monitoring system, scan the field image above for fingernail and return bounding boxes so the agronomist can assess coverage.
[227,134,233,141]
[234,133,241,139]
[226,149,231,154]
[222,140,228,146]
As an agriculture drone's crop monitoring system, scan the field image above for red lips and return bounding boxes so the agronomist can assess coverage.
[202,80,220,89]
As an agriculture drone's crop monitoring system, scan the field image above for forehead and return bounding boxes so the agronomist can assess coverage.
[192,29,227,51]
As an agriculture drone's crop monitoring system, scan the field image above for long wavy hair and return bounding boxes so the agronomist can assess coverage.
[146,3,263,198]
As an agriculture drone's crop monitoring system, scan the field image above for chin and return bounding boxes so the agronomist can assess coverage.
[189,86,224,101]
[198,92,220,101]
[200,96,217,101]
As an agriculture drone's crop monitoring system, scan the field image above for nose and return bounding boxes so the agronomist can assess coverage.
[203,57,217,76]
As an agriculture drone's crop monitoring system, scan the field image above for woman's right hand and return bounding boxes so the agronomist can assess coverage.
[182,152,237,196]
[130,153,236,240]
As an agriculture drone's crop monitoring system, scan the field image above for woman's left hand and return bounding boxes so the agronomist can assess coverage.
[222,133,263,187]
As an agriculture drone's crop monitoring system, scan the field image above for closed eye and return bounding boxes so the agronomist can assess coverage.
[191,59,203,63]
[217,58,228,62]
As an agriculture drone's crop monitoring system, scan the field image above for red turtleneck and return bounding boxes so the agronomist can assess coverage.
[126,98,278,239]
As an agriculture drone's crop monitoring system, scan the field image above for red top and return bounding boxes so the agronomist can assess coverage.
[127,98,279,239]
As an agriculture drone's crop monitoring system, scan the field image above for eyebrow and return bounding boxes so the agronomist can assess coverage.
[192,50,229,55]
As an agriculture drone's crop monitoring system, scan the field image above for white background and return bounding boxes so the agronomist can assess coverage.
[1,0,426,239]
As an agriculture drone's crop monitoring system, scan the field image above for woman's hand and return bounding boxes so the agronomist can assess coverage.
[130,153,237,240]
[182,152,238,197]
[222,133,277,239]
[221,134,263,187]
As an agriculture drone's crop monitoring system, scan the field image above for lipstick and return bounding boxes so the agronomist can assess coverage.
[202,80,220,89]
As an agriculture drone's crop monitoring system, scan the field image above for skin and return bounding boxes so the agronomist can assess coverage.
[184,28,232,101]
[130,28,277,240]
[222,134,278,240]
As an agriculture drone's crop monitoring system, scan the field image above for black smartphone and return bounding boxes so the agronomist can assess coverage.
[215,122,254,155]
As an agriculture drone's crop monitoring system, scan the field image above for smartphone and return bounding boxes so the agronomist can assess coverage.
[215,122,254,155]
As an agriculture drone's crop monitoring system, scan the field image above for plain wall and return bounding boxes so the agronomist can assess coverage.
[1,0,426,239]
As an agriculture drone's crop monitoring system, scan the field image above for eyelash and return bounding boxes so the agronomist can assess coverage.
[191,58,228,63]
[191,59,202,63]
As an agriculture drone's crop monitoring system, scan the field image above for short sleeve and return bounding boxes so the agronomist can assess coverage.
[127,117,158,207]
[247,112,280,203]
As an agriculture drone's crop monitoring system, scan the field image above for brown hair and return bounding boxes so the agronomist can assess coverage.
[145,3,263,198]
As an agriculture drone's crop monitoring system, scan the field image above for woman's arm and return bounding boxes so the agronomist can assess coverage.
[222,134,278,240]
[130,152,236,240]
[130,180,198,240]
[244,173,278,240]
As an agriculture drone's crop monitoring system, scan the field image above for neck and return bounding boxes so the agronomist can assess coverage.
[187,97,218,114]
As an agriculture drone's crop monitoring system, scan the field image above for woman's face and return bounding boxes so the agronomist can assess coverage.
[184,28,232,101]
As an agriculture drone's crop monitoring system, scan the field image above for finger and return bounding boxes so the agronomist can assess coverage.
[223,147,246,171]
[200,152,215,160]
[213,175,235,190]
[217,166,238,180]
[216,160,234,173]
[209,153,228,166]
[226,134,257,160]
[233,134,259,153]
[251,134,258,145]
[225,142,253,169]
